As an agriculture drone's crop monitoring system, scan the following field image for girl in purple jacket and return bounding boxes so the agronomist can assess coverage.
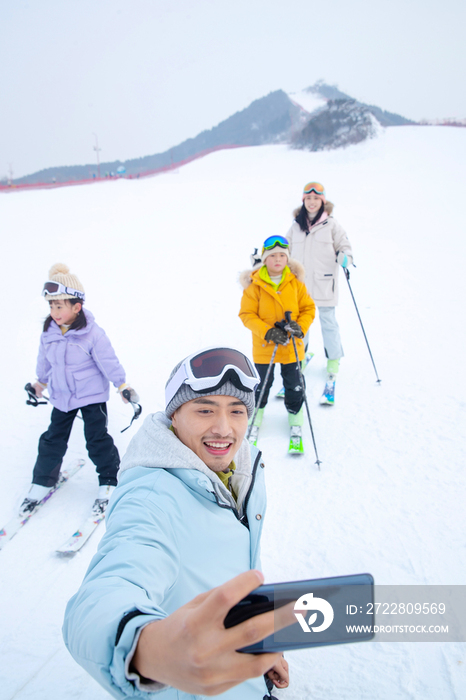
[19,263,139,517]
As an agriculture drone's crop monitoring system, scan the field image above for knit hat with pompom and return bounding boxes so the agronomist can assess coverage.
[44,263,85,301]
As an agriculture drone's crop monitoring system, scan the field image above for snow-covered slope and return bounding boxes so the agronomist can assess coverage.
[288,88,327,115]
[0,125,465,699]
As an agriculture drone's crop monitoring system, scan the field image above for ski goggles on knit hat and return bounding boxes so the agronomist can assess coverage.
[262,235,290,254]
[42,281,85,301]
[302,182,326,197]
[165,347,260,418]
[261,235,290,264]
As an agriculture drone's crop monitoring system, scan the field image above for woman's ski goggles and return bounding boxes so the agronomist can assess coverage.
[165,347,260,408]
[302,182,326,197]
[262,235,290,254]
[42,281,85,301]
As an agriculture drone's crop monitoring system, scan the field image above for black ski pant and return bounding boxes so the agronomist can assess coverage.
[32,403,120,487]
[254,361,304,415]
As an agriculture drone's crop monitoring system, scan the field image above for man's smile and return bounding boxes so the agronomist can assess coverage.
[203,440,233,455]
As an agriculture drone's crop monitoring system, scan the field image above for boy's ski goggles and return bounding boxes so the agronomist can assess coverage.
[302,182,325,197]
[165,347,260,408]
[262,235,290,253]
[42,281,85,301]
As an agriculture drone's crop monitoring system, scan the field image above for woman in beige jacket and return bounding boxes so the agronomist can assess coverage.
[286,182,353,387]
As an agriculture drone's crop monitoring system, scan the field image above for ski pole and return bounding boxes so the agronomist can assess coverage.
[24,382,49,406]
[23,383,87,420]
[121,389,143,433]
[247,343,278,440]
[284,312,322,469]
[344,269,381,384]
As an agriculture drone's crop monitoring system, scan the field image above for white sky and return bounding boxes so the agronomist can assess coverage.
[1,0,465,178]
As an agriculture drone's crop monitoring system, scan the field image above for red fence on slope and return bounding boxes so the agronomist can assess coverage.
[0,143,250,194]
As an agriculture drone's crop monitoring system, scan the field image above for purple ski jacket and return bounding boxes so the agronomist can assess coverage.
[36,309,126,413]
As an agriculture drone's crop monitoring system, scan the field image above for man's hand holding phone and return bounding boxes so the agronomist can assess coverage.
[224,572,375,653]
[132,569,296,696]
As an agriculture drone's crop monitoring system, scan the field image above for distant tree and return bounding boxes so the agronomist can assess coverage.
[292,99,378,151]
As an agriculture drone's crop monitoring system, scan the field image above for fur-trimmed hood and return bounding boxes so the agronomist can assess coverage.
[238,258,306,289]
[293,200,334,219]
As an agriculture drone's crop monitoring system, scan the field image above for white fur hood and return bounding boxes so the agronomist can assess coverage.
[238,258,306,290]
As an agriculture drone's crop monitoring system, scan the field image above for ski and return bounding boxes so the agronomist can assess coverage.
[276,352,314,398]
[320,378,335,405]
[0,459,85,551]
[248,425,260,447]
[302,351,315,371]
[288,427,304,455]
[56,512,105,555]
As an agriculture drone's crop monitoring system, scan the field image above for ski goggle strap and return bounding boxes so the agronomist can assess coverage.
[42,281,85,301]
[262,235,290,254]
[165,347,260,408]
[303,182,325,196]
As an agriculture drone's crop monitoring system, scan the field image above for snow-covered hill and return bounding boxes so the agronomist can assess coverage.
[288,88,327,115]
[0,125,465,699]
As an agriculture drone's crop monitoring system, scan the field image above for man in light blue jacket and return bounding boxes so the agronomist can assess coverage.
[63,347,291,699]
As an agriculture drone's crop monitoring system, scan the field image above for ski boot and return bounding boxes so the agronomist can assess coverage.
[92,484,116,517]
[18,483,52,518]
[288,408,304,454]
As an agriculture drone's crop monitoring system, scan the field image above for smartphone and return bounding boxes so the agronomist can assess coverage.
[224,573,375,653]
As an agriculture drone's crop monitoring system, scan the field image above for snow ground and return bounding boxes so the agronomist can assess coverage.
[0,125,465,699]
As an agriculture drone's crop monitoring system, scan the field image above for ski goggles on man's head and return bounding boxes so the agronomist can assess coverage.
[165,347,260,408]
[302,182,326,197]
[262,235,290,254]
[42,281,85,301]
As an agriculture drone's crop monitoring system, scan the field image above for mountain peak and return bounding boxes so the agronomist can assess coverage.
[305,81,353,102]
[11,82,414,186]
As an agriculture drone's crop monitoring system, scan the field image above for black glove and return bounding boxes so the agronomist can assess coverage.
[265,327,288,345]
[285,320,304,338]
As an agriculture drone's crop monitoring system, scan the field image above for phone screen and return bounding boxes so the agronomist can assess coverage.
[224,573,375,653]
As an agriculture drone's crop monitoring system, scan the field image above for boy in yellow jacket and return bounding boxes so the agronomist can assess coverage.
[239,236,316,449]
